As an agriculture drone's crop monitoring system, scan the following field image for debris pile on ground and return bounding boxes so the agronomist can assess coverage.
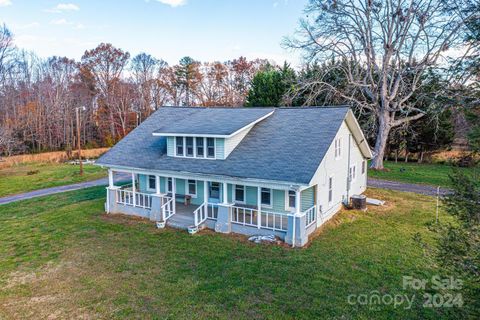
[248,235,277,244]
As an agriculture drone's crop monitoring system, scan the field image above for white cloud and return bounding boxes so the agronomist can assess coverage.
[50,18,71,25]
[45,3,79,13]
[154,0,186,7]
[16,22,40,30]
[0,0,12,7]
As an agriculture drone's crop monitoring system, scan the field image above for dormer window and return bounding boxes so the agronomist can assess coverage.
[176,137,184,156]
[173,136,216,159]
[186,137,194,157]
[207,138,215,158]
[196,137,205,157]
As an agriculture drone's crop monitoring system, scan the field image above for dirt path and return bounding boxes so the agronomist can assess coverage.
[0,174,129,205]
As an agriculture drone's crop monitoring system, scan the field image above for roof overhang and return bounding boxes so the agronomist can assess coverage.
[95,163,309,190]
[344,109,373,159]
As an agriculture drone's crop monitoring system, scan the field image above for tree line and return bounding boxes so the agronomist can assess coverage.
[0,0,478,172]
[0,27,269,155]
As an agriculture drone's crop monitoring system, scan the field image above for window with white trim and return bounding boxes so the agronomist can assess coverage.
[167,177,173,193]
[148,175,156,190]
[206,138,215,158]
[234,185,245,203]
[196,137,205,158]
[349,165,356,182]
[187,179,196,196]
[328,176,333,203]
[185,137,194,157]
[210,182,220,199]
[176,137,184,156]
[173,136,216,159]
[334,137,342,159]
[261,188,272,207]
[286,190,296,211]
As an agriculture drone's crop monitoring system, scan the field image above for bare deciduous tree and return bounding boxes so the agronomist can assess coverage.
[285,0,469,169]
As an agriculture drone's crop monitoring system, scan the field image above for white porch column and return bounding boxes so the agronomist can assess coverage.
[108,169,114,188]
[155,175,160,194]
[132,172,136,207]
[257,186,261,229]
[172,178,176,214]
[295,189,301,215]
[204,180,208,204]
[222,182,228,204]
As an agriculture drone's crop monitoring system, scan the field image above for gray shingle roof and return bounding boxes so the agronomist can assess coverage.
[96,106,349,185]
[153,107,274,136]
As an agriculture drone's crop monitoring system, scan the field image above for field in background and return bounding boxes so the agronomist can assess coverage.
[0,187,474,319]
[0,163,106,198]
[0,148,109,169]
[368,160,478,188]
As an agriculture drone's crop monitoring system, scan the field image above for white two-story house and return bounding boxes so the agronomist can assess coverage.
[96,106,372,247]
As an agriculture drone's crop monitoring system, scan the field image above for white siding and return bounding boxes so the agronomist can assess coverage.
[310,121,368,227]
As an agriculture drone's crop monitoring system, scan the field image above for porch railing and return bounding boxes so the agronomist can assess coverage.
[207,203,218,220]
[231,206,258,228]
[116,189,152,209]
[259,209,289,231]
[194,202,208,226]
[304,205,316,228]
[161,196,174,221]
[231,205,290,232]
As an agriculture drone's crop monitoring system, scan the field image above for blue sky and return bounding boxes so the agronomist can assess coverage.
[0,0,307,66]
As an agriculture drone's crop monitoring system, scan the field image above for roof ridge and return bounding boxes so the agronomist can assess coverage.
[157,105,349,110]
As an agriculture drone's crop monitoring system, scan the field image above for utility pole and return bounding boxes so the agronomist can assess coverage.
[76,106,86,176]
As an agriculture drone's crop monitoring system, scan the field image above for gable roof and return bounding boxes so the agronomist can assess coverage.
[153,107,274,137]
[96,106,361,185]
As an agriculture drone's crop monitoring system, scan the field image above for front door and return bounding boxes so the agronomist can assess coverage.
[209,182,221,203]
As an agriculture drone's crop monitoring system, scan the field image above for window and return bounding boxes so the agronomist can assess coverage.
[362,160,366,174]
[210,182,220,199]
[349,166,356,183]
[167,177,173,193]
[148,175,156,190]
[328,177,333,203]
[286,190,296,211]
[335,137,342,159]
[234,185,245,203]
[185,137,194,157]
[261,188,272,206]
[207,138,215,158]
[187,179,196,196]
[196,137,205,158]
[176,137,184,156]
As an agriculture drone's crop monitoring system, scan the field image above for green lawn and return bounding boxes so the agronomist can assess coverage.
[0,162,106,197]
[0,187,476,319]
[368,161,478,188]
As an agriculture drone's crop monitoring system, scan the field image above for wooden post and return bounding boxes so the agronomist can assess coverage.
[76,107,83,176]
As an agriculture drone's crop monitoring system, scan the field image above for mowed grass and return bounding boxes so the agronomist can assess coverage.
[0,162,106,197]
[368,161,478,188]
[0,187,476,319]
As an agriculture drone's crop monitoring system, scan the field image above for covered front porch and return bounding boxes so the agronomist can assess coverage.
[105,169,319,246]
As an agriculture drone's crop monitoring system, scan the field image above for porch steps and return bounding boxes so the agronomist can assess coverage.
[166,214,205,231]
